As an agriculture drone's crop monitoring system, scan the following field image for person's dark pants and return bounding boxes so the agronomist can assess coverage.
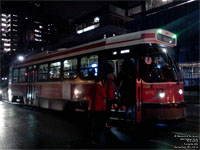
[88,110,106,141]
[106,99,117,124]
[124,105,135,121]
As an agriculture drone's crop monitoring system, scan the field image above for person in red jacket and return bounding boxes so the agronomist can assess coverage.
[88,77,107,144]
[104,73,117,100]
[104,73,117,126]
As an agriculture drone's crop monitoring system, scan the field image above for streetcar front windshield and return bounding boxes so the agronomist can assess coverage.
[140,45,183,82]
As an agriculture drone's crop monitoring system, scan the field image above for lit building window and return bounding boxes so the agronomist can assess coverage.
[2,38,10,42]
[35,38,42,41]
[35,34,41,37]
[4,48,11,51]
[4,43,11,47]
[1,18,6,22]
[25,17,28,20]
[13,14,18,17]
[35,3,41,7]
[2,14,7,17]
[1,23,7,27]
[34,29,41,33]
[13,24,18,27]
[39,25,43,29]
[77,24,99,34]
[146,0,174,11]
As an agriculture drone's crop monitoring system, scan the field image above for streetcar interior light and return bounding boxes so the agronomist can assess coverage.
[94,17,100,23]
[120,49,130,54]
[77,30,83,34]
[91,64,97,68]
[155,123,167,127]
[74,89,80,96]
[178,89,183,95]
[0,90,2,95]
[113,51,117,55]
[162,48,167,53]
[158,90,165,98]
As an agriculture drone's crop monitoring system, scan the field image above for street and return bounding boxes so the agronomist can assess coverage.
[0,99,199,149]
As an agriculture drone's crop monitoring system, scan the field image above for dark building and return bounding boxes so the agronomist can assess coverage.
[0,1,72,90]
[1,13,19,53]
[57,4,133,48]
[126,0,199,88]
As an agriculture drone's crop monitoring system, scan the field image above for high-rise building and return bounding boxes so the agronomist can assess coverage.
[1,13,19,53]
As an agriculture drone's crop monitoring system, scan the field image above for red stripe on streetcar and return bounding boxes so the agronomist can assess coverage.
[16,33,155,66]
[141,33,155,38]
[18,41,106,66]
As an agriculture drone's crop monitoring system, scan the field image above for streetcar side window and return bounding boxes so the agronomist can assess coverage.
[49,61,61,79]
[18,68,27,82]
[38,64,48,81]
[80,55,98,78]
[63,58,77,79]
[12,68,19,83]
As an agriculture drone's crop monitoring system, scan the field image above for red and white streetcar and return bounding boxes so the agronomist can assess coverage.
[8,29,186,122]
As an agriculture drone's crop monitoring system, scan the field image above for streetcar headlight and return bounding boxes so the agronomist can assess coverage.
[178,89,183,95]
[158,90,165,99]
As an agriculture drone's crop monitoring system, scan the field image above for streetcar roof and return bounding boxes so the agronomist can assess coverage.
[13,29,176,67]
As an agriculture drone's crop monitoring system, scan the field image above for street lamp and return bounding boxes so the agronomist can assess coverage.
[18,55,24,61]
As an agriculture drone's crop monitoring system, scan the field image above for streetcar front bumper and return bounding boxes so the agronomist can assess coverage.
[142,102,186,121]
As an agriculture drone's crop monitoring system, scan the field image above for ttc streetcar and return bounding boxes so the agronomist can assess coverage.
[8,29,186,123]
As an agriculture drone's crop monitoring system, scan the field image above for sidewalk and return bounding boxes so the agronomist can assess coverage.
[184,94,199,118]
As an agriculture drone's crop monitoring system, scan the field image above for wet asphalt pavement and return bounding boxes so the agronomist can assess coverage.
[0,100,199,149]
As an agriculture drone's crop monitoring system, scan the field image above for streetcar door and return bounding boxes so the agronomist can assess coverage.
[107,58,137,121]
[136,59,142,123]
[26,65,36,105]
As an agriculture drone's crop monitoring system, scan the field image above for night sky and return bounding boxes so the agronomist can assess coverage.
[42,1,115,19]
[1,1,120,20]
